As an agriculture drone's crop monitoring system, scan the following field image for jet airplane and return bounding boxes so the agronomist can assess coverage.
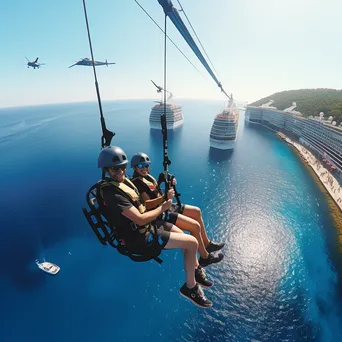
[26,57,45,69]
[68,58,116,68]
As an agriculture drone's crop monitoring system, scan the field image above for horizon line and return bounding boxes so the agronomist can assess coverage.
[0,97,248,110]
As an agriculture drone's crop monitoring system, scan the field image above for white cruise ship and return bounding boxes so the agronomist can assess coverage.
[149,102,184,130]
[210,97,239,150]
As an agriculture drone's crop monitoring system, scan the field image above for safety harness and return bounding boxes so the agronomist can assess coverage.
[82,179,163,264]
[132,172,182,209]
[131,174,162,199]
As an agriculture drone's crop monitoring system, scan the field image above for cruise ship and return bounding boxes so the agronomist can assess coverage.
[149,98,184,130]
[246,103,342,178]
[210,97,239,150]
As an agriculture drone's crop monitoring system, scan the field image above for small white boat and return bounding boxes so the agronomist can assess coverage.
[36,259,60,275]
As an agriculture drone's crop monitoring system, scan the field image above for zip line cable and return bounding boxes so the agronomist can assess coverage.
[175,0,220,79]
[82,0,114,149]
[133,0,205,78]
[158,0,231,99]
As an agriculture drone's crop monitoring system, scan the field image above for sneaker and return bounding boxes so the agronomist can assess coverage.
[206,240,225,253]
[199,250,224,267]
[195,266,213,288]
[179,283,213,308]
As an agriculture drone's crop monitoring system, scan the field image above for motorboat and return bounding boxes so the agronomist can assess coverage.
[36,259,60,275]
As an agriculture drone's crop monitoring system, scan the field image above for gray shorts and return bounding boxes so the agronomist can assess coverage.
[169,203,185,214]
[144,220,173,254]
[162,211,178,224]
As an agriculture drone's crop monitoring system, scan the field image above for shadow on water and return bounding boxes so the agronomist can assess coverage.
[0,161,97,291]
[148,126,184,160]
[0,203,85,291]
[149,126,184,142]
[208,147,233,163]
[0,219,48,291]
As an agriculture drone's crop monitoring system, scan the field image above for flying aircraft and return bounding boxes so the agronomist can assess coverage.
[151,80,163,93]
[26,57,45,69]
[68,58,116,68]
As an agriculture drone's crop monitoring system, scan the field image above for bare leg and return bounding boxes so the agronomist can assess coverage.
[170,225,199,268]
[182,205,210,247]
[174,214,209,259]
[164,228,199,288]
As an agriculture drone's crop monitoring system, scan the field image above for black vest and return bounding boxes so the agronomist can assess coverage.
[131,173,163,200]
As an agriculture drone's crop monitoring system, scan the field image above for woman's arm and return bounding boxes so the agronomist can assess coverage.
[141,192,165,210]
[122,199,172,226]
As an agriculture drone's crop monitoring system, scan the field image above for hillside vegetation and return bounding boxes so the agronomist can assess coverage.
[250,89,342,125]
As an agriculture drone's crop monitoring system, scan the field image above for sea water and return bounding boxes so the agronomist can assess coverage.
[0,100,341,342]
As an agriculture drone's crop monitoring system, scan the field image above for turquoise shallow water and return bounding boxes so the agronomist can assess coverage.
[0,100,341,341]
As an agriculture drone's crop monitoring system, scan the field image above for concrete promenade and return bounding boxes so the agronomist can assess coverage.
[278,133,342,211]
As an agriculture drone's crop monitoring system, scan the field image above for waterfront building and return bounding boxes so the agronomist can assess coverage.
[246,105,342,177]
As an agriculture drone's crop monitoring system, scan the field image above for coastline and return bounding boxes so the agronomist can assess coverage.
[277,132,342,251]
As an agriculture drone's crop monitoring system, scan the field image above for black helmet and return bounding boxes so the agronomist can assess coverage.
[130,152,151,168]
[98,146,128,168]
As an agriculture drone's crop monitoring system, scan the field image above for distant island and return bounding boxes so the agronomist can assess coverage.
[249,88,342,125]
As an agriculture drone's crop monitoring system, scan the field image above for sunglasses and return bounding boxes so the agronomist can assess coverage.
[110,165,127,173]
[137,163,150,169]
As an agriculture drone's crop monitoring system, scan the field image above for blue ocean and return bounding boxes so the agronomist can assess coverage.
[0,100,341,342]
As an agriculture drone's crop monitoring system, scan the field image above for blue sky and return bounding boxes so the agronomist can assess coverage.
[1,0,341,107]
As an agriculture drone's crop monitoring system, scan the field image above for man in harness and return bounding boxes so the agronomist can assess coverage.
[130,152,225,267]
[98,146,214,308]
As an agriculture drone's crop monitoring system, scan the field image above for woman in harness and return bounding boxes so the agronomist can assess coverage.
[98,146,213,308]
[130,152,225,267]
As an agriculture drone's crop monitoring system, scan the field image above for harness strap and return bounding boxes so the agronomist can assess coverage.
[157,172,182,208]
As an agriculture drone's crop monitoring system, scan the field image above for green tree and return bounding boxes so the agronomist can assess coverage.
[250,88,342,119]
